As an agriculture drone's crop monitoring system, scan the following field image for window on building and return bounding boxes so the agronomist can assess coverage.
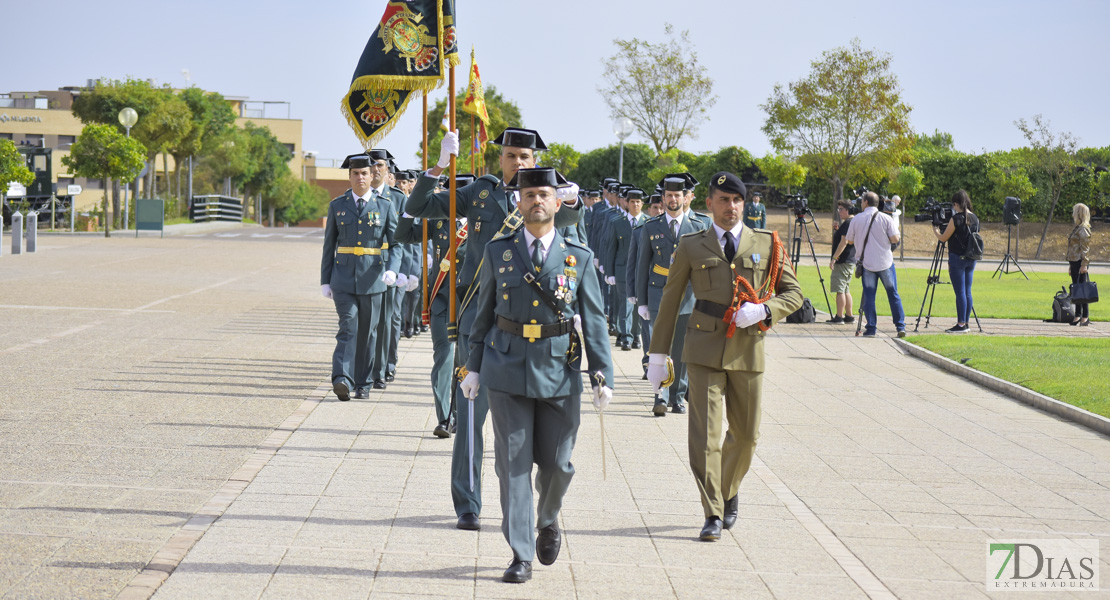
[0,133,11,141]
[22,134,44,147]
[57,135,76,147]
[57,177,74,188]
[83,177,103,190]
[284,143,296,158]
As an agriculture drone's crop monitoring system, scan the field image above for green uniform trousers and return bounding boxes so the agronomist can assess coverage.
[686,363,762,519]
[487,389,580,562]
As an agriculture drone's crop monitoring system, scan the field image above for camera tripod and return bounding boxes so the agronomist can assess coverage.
[992,224,1028,280]
[788,209,832,315]
[913,240,982,332]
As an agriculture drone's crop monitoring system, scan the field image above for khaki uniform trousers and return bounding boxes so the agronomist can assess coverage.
[686,363,762,519]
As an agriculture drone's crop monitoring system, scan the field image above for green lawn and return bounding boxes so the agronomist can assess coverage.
[793,265,1102,321]
[906,335,1110,419]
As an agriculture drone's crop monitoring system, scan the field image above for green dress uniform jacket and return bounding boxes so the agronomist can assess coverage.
[467,229,614,397]
[320,190,401,293]
[635,213,706,313]
[742,202,766,230]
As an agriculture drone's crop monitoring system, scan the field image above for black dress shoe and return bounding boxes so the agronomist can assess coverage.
[502,558,532,583]
[354,387,369,399]
[631,339,641,349]
[433,421,450,438]
[372,379,387,390]
[420,325,429,333]
[333,379,350,402]
[536,524,561,565]
[448,416,457,435]
[723,495,738,529]
[670,403,687,414]
[652,400,668,417]
[620,342,631,351]
[699,516,723,541]
[403,328,413,338]
[385,371,395,382]
[456,513,480,530]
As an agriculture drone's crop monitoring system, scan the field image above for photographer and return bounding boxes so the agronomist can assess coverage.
[1067,203,1092,326]
[827,200,856,324]
[843,192,906,337]
[932,190,978,333]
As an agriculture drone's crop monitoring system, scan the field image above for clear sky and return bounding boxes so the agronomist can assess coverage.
[9,0,1109,169]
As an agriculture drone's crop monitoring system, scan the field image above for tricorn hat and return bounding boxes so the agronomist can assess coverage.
[504,167,572,191]
[491,127,547,151]
[340,153,372,169]
[455,173,477,187]
[627,189,645,200]
[660,177,686,193]
[660,172,698,191]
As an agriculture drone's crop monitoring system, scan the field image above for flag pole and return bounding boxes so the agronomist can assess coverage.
[421,92,430,326]
[448,66,457,326]
[470,113,476,173]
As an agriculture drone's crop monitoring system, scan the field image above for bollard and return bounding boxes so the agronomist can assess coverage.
[26,212,37,253]
[11,211,23,255]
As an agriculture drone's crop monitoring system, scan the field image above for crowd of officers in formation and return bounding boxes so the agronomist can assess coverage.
[320,127,803,583]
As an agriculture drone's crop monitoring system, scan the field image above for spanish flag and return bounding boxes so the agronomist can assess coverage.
[341,0,459,149]
[461,46,490,126]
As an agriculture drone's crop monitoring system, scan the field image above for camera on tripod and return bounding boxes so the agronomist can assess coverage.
[784,193,809,218]
[914,196,953,227]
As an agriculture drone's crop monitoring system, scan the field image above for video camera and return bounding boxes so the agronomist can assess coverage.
[784,193,809,218]
[855,186,895,214]
[914,196,953,227]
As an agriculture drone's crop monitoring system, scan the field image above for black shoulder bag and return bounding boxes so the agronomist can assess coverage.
[854,212,879,279]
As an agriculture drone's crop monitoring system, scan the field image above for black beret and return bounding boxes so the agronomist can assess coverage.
[491,127,547,151]
[504,167,571,191]
[341,153,372,169]
[708,171,746,198]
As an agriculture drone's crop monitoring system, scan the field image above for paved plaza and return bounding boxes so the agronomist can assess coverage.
[1,231,1107,599]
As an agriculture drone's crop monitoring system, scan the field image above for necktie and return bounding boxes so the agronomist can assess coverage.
[671,218,679,239]
[724,231,737,262]
[357,195,366,212]
[532,239,543,271]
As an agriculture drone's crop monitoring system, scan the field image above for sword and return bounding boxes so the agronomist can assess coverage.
[455,365,474,492]
[592,371,607,480]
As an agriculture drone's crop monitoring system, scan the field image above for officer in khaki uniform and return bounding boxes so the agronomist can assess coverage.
[647,172,803,541]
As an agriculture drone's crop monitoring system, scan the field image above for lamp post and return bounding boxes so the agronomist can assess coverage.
[613,117,634,182]
[118,107,138,230]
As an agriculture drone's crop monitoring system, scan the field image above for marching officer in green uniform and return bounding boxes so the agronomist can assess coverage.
[394,173,473,437]
[636,176,710,415]
[404,127,582,532]
[603,187,644,350]
[320,152,402,401]
[743,190,766,229]
[627,193,663,376]
[460,167,613,583]
[647,172,803,542]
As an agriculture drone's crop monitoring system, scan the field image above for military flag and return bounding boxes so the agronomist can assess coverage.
[341,0,459,149]
[461,46,491,125]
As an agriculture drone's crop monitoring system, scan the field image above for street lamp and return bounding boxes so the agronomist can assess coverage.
[613,117,634,182]
[118,107,138,230]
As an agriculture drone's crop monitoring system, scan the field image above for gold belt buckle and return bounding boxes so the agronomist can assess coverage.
[522,324,542,339]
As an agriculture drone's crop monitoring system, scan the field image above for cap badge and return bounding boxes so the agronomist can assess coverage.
[717,175,727,185]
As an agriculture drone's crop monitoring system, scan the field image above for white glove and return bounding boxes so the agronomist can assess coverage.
[627,297,637,305]
[427,254,434,270]
[321,284,333,299]
[573,314,582,332]
[406,275,420,292]
[592,385,613,411]
[381,270,398,286]
[733,302,767,329]
[593,258,600,269]
[460,371,480,400]
[437,131,459,168]
[638,305,650,321]
[646,354,669,394]
[395,273,409,288]
[556,183,580,204]
[605,276,616,286]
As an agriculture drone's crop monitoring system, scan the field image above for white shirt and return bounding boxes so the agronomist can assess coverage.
[665,212,684,234]
[711,222,744,253]
[845,206,898,272]
[523,228,556,265]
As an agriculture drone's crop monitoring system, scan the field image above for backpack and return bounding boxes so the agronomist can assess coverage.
[1051,286,1075,323]
[960,214,984,260]
[786,298,816,323]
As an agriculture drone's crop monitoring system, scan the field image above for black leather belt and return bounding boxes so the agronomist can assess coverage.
[497,315,573,339]
[694,299,730,319]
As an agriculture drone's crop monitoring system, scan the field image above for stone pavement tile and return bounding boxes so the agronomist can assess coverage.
[886,579,992,600]
[844,543,964,581]
[826,521,918,542]
[258,574,372,600]
[370,554,480,596]
[670,570,773,600]
[757,572,868,600]
[566,539,663,566]
[6,565,137,600]
[743,545,846,576]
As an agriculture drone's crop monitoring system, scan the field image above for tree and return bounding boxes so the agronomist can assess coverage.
[645,148,692,194]
[240,123,292,225]
[541,143,581,175]
[569,143,657,193]
[279,179,330,225]
[986,153,1036,216]
[888,165,925,203]
[1014,115,1079,258]
[61,123,146,237]
[423,84,523,176]
[137,90,193,204]
[761,38,914,203]
[171,88,238,204]
[687,146,757,205]
[598,24,717,154]
[197,128,252,197]
[755,153,808,194]
[0,140,35,196]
